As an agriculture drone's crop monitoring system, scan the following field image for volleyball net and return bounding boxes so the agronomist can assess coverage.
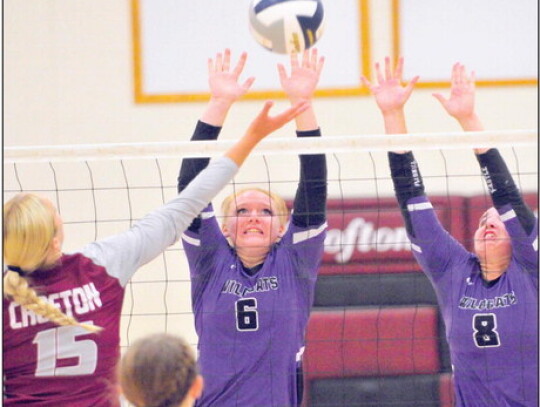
[4,130,538,406]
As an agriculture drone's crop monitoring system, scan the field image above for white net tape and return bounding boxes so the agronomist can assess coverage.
[5,129,537,162]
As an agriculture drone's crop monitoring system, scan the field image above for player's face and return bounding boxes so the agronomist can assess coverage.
[473,208,511,261]
[223,190,284,250]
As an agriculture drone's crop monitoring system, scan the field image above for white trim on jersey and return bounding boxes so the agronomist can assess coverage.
[296,346,305,362]
[201,211,215,219]
[407,202,433,212]
[181,233,201,247]
[292,222,327,244]
[411,243,423,253]
[499,209,517,222]
[533,237,538,252]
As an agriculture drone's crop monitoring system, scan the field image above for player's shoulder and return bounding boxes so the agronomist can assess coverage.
[283,221,327,244]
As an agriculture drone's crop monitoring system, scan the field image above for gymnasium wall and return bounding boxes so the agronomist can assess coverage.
[5,1,537,147]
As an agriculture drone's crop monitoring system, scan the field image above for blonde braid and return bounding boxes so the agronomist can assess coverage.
[4,270,102,333]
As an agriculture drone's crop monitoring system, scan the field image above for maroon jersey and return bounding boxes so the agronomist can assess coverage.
[3,254,124,406]
[3,157,238,406]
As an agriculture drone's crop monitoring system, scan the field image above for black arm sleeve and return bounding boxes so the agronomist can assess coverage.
[177,121,222,231]
[292,129,327,228]
[388,151,426,236]
[177,121,222,192]
[476,148,536,234]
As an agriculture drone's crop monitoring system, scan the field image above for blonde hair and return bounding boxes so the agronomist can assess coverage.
[4,193,56,272]
[220,187,289,227]
[3,193,101,333]
[119,333,199,407]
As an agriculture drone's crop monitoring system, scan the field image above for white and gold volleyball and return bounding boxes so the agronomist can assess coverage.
[249,0,325,54]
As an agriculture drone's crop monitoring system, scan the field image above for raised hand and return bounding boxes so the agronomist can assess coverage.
[361,57,419,114]
[208,48,255,103]
[202,49,255,126]
[432,63,476,122]
[278,49,325,103]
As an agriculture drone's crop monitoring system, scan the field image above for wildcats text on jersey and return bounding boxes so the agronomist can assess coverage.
[221,277,279,297]
[8,282,103,329]
[458,291,517,311]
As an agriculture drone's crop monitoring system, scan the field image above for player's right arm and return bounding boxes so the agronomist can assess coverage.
[278,49,328,276]
[363,57,469,278]
[434,63,538,273]
[177,49,255,232]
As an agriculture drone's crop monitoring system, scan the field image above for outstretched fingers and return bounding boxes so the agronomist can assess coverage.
[215,52,223,72]
[222,48,231,72]
[394,57,404,82]
[277,63,288,83]
[432,92,447,105]
[375,62,384,85]
[267,100,310,125]
[290,51,300,70]
[232,51,248,78]
[259,100,275,117]
[301,49,310,69]
[404,75,420,98]
[469,70,476,88]
[384,56,393,81]
[315,55,325,76]
[360,75,373,90]
[451,62,461,87]
[241,76,256,92]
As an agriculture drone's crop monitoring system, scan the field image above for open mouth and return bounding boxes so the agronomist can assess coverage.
[244,228,263,235]
[484,231,497,239]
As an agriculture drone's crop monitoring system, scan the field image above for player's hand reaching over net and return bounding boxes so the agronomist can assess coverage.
[225,100,309,166]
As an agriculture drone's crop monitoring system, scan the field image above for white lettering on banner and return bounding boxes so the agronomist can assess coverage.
[8,283,102,330]
[324,217,410,264]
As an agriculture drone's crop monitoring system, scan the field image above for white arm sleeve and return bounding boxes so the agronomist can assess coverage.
[78,156,238,286]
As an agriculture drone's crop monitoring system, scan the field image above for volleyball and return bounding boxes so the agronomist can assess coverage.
[249,0,325,54]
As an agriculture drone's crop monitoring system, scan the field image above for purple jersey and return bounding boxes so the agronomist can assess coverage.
[406,195,538,407]
[3,157,238,406]
[182,205,327,407]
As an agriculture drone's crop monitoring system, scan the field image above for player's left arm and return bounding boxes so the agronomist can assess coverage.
[278,49,327,230]
[278,49,327,278]
[433,63,538,271]
[177,49,254,233]
[476,149,538,271]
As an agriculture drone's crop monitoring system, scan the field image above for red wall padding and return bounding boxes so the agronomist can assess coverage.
[439,372,455,407]
[304,307,440,380]
[319,197,467,275]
